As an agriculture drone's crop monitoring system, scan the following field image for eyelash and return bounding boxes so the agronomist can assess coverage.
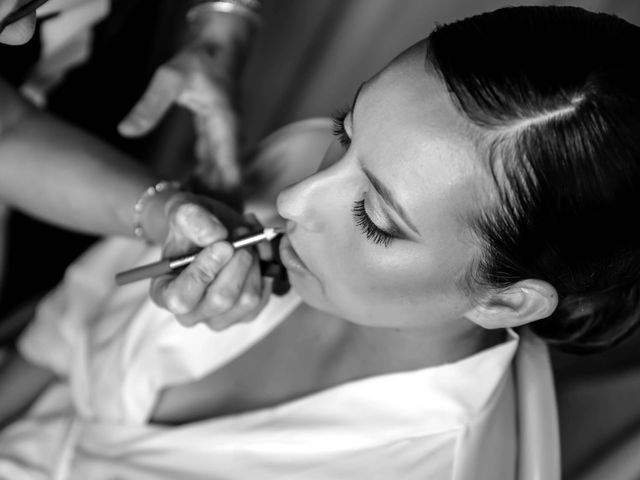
[352,199,394,248]
[331,106,352,147]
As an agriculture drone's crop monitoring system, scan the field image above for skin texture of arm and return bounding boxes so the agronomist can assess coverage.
[0,75,159,239]
[0,349,55,431]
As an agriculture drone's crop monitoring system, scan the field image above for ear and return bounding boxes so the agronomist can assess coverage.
[464,279,558,329]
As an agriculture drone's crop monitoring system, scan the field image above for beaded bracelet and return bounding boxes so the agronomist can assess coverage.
[133,180,182,243]
[186,0,262,27]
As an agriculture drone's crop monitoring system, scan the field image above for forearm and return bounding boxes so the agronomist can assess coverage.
[0,77,159,238]
[0,349,55,431]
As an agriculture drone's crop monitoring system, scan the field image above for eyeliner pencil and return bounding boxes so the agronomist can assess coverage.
[115,227,284,286]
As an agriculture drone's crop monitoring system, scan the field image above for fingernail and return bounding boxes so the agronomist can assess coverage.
[177,204,200,225]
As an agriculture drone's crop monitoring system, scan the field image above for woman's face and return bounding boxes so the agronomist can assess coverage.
[277,41,491,330]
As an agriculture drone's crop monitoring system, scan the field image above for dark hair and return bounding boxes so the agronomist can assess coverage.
[426,6,640,353]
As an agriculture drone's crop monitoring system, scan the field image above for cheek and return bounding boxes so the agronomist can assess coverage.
[363,249,448,294]
[328,247,419,302]
[326,244,469,323]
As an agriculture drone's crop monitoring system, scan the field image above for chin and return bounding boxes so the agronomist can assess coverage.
[291,277,329,309]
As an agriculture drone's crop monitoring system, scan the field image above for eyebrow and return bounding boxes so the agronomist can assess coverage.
[360,162,421,237]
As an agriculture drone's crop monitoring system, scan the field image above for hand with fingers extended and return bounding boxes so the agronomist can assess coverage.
[151,195,273,330]
[118,9,256,195]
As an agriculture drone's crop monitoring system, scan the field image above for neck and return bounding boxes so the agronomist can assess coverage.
[333,314,506,375]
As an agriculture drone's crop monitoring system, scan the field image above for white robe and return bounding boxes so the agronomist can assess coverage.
[0,235,556,480]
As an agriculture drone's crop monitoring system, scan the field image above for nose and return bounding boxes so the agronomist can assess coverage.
[276,158,345,233]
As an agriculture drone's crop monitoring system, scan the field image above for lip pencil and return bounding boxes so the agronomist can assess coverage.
[115,227,284,286]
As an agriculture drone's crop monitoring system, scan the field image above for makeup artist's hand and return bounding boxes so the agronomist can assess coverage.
[118,10,255,195]
[150,194,272,329]
[119,44,240,193]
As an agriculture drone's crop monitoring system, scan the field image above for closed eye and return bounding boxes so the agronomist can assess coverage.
[352,199,395,248]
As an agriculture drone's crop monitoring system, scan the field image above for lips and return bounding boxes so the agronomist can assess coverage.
[279,235,310,274]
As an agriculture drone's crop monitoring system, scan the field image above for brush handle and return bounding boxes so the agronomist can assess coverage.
[115,228,283,286]
[115,259,173,285]
[115,258,286,286]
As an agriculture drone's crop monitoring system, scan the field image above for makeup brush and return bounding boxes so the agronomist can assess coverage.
[115,227,284,286]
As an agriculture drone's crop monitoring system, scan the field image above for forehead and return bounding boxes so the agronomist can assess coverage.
[363,41,474,147]
[354,41,488,236]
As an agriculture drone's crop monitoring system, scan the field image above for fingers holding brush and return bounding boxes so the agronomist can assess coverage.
[150,215,275,329]
[150,240,235,322]
[177,236,272,329]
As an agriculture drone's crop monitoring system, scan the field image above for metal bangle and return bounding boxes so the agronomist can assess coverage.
[190,0,261,13]
[186,0,262,27]
[133,180,182,243]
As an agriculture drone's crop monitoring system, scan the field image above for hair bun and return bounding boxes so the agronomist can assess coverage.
[531,279,640,354]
